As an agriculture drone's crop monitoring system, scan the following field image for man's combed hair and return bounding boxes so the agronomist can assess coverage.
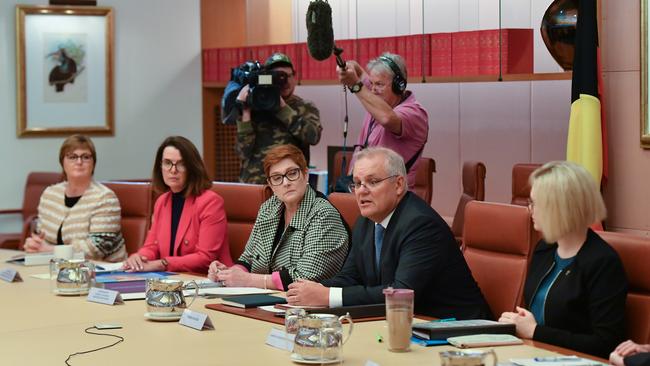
[353,147,407,178]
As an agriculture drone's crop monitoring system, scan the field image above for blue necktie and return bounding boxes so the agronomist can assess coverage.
[374,224,385,272]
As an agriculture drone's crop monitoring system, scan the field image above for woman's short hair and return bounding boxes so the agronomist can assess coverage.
[353,147,407,178]
[263,144,307,179]
[59,134,97,179]
[530,160,606,242]
[367,52,408,81]
[151,136,211,197]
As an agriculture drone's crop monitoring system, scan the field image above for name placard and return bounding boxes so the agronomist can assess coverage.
[0,268,22,283]
[179,309,214,331]
[87,287,123,305]
[365,361,381,366]
[265,327,295,352]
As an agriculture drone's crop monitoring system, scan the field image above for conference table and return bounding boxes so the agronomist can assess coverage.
[0,249,605,365]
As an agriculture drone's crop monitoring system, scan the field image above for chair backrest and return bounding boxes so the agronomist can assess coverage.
[22,172,64,221]
[331,150,354,188]
[413,157,435,204]
[598,231,650,344]
[211,182,272,260]
[451,161,486,239]
[511,163,542,206]
[103,181,153,255]
[463,201,536,317]
[328,192,361,230]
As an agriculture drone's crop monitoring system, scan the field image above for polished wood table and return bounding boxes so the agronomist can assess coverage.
[0,250,604,365]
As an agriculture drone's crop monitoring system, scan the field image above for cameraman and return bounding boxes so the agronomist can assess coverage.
[236,53,322,184]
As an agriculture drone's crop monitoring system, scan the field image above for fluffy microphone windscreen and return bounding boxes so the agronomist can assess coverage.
[306,0,334,61]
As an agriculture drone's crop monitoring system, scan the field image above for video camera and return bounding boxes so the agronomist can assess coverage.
[221,61,290,125]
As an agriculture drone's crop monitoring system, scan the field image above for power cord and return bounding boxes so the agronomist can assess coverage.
[64,326,124,365]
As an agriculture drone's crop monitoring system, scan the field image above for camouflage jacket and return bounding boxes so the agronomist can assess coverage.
[236,94,322,184]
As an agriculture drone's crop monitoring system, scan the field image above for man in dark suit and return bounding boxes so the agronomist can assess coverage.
[287,147,491,319]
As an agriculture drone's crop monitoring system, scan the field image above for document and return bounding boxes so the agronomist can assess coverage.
[511,356,607,366]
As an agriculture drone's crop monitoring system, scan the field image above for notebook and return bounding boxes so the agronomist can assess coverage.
[412,319,515,340]
[447,334,523,348]
[221,294,287,309]
[275,303,385,319]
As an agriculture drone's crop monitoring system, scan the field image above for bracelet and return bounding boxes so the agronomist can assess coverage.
[263,275,268,290]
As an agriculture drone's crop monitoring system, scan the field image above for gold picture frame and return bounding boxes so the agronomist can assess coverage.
[642,0,650,148]
[16,5,114,137]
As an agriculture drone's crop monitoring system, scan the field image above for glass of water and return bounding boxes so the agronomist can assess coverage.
[285,307,306,350]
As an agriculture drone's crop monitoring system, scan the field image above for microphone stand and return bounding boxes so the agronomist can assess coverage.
[333,45,350,186]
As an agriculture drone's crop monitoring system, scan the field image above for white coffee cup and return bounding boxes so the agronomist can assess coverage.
[53,245,73,260]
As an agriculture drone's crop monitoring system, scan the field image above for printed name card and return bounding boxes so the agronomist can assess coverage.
[365,361,380,366]
[265,327,295,352]
[87,287,123,305]
[0,268,22,283]
[179,309,214,331]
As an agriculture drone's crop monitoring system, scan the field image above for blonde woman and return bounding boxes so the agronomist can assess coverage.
[499,161,627,358]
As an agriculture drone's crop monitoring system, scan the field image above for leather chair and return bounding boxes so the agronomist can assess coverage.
[103,181,153,255]
[328,192,361,230]
[414,157,435,204]
[463,201,537,318]
[451,161,486,243]
[211,182,272,260]
[511,163,542,206]
[598,231,650,344]
[0,172,63,249]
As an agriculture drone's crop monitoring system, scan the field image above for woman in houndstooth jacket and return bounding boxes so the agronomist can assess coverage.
[208,145,349,291]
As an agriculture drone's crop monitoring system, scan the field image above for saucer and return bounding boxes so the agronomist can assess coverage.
[144,312,183,322]
[290,353,342,364]
[53,288,89,296]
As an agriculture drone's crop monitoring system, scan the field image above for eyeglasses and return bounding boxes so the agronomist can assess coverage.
[65,153,93,163]
[348,175,397,192]
[161,159,186,172]
[268,168,302,186]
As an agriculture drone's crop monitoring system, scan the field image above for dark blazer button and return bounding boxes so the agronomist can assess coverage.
[256,255,260,260]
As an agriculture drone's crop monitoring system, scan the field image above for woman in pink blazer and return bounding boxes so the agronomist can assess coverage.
[124,136,233,273]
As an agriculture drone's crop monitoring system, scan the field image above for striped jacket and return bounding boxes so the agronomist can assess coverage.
[238,186,348,288]
[37,181,127,262]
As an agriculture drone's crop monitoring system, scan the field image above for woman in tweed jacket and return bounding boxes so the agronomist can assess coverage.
[23,135,126,261]
[208,145,349,291]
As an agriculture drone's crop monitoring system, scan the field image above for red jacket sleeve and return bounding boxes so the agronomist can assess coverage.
[137,193,167,261]
[165,191,233,273]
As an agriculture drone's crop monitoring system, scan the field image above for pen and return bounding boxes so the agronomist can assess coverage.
[534,357,580,362]
[376,334,383,343]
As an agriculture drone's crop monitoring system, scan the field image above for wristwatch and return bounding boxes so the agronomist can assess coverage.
[349,81,363,94]
[160,258,169,269]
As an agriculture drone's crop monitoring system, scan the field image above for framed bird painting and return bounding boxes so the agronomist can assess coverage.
[15,5,114,137]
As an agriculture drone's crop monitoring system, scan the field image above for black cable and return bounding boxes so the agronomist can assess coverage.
[64,326,124,365]
[341,84,349,177]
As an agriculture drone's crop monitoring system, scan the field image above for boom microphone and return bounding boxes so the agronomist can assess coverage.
[306,0,345,67]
